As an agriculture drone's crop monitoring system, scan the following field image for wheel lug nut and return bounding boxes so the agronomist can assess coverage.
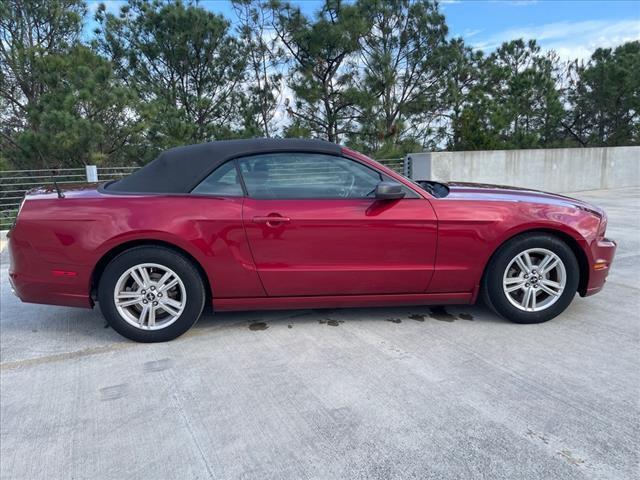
[151,286,155,291]
[143,299,148,304]
[153,301,158,306]
[524,274,529,279]
[158,293,163,297]
[525,283,530,287]
[141,290,146,294]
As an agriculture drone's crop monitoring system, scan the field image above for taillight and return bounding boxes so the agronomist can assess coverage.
[11,198,26,229]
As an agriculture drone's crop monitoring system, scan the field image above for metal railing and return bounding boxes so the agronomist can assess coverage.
[1,158,407,230]
[376,158,405,174]
[0,166,138,229]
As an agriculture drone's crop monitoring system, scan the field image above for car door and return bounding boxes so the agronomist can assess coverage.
[238,152,438,297]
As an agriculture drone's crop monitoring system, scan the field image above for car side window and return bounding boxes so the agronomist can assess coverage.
[236,153,383,199]
[191,161,243,196]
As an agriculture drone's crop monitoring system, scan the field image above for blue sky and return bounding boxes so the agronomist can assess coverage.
[89,0,640,60]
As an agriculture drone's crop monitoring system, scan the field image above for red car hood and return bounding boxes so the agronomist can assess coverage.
[444,182,604,217]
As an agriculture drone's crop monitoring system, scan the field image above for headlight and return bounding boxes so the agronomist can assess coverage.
[598,214,608,238]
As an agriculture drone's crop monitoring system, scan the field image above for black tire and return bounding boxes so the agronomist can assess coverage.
[98,246,206,342]
[481,233,580,324]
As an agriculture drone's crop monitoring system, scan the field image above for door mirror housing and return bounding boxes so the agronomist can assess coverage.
[375,181,405,200]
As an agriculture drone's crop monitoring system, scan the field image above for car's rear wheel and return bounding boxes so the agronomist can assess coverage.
[98,246,205,342]
[482,233,580,324]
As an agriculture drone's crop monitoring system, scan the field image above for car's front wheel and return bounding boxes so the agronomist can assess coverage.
[482,233,580,324]
[98,246,206,342]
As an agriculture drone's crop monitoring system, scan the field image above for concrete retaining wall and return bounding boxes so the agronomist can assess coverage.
[409,146,640,193]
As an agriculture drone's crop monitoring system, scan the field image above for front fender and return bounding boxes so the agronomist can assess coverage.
[429,199,600,295]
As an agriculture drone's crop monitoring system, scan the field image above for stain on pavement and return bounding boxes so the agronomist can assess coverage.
[249,322,268,331]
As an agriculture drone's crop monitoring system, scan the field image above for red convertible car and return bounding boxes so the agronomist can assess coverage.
[8,139,616,342]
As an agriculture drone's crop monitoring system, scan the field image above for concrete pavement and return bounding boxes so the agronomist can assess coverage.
[1,187,638,479]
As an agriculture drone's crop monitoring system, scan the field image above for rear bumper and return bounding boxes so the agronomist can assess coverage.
[7,230,92,308]
[584,238,617,297]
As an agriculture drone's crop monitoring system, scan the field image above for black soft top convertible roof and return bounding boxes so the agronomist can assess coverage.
[104,138,342,194]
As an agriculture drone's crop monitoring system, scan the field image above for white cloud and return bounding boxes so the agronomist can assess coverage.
[463,28,483,38]
[470,19,640,60]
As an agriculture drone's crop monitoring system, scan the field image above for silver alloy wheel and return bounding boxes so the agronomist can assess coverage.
[502,248,567,312]
[114,263,187,330]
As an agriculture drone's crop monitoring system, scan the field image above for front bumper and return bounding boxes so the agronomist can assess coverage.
[584,237,617,296]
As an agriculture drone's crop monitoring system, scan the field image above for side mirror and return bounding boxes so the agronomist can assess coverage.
[375,181,405,200]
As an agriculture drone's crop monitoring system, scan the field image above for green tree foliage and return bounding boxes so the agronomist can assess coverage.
[0,0,85,166]
[232,0,284,138]
[14,45,143,168]
[564,41,640,147]
[0,0,141,168]
[459,40,565,150]
[95,0,246,153]
[354,0,448,154]
[438,38,484,150]
[0,0,638,171]
[272,0,368,143]
[0,0,85,123]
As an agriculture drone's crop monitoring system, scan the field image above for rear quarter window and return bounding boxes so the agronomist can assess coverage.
[191,161,243,196]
